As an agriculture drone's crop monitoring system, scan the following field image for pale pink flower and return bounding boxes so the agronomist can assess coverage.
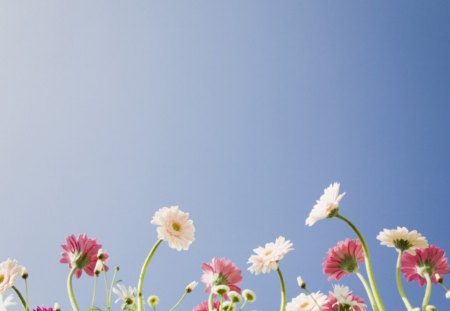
[248,236,293,275]
[286,292,328,311]
[192,300,220,311]
[306,182,345,226]
[323,285,366,311]
[60,234,107,278]
[377,227,428,254]
[401,245,450,286]
[151,206,195,251]
[0,259,22,294]
[323,239,364,280]
[201,258,242,294]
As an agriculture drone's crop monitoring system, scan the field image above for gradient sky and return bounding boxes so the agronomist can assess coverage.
[1,1,449,310]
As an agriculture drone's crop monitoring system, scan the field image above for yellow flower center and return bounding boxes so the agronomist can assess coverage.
[172,222,181,232]
[0,274,4,283]
[264,250,273,256]
[300,301,310,308]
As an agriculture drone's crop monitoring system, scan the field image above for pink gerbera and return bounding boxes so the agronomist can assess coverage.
[33,308,53,311]
[201,258,242,294]
[193,300,220,311]
[60,234,108,278]
[323,239,365,280]
[401,245,450,286]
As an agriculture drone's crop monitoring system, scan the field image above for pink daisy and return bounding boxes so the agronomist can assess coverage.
[401,245,450,286]
[60,234,108,278]
[192,300,220,311]
[323,285,366,311]
[33,308,53,311]
[323,239,364,280]
[201,258,242,294]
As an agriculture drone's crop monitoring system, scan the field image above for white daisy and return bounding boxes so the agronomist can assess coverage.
[331,285,367,310]
[0,294,16,311]
[151,206,195,251]
[0,259,22,294]
[306,182,345,226]
[248,236,293,275]
[376,227,428,254]
[112,283,137,305]
[286,292,327,311]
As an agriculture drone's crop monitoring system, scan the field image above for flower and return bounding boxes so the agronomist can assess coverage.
[33,307,54,311]
[242,289,256,302]
[446,290,450,299]
[401,245,450,286]
[377,227,428,254]
[186,281,198,293]
[112,283,138,306]
[147,295,159,308]
[193,300,221,311]
[248,236,293,275]
[286,292,328,311]
[228,291,242,303]
[53,303,60,311]
[151,206,195,251]
[59,234,106,278]
[306,182,345,226]
[323,285,366,311]
[0,259,22,294]
[0,294,16,311]
[201,258,242,293]
[323,239,364,280]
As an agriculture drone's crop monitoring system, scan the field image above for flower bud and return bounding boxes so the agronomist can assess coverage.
[446,290,450,299]
[297,276,306,289]
[54,303,61,311]
[221,301,235,311]
[212,285,229,296]
[228,291,242,303]
[94,260,103,276]
[21,267,28,280]
[425,306,436,311]
[185,281,198,293]
[434,273,443,283]
[147,295,159,308]
[242,289,256,302]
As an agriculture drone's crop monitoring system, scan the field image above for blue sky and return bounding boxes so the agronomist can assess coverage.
[1,1,449,310]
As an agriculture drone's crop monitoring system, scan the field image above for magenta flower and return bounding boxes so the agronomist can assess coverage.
[192,300,220,311]
[201,258,242,294]
[60,234,108,278]
[33,308,53,311]
[323,239,364,280]
[401,245,450,286]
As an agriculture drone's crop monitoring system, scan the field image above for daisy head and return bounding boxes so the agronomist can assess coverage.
[59,234,104,278]
[324,285,366,311]
[201,258,242,294]
[377,227,428,254]
[151,206,195,251]
[401,245,450,286]
[306,182,345,226]
[0,294,16,311]
[286,292,328,311]
[193,300,221,311]
[0,259,22,295]
[248,236,293,275]
[323,239,365,280]
[112,283,137,306]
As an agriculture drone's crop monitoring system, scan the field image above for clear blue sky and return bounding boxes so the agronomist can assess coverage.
[1,1,449,310]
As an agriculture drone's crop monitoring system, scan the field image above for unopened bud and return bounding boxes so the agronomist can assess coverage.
[297,276,306,289]
[54,303,61,311]
[185,281,198,293]
[221,301,234,311]
[228,291,242,303]
[21,267,28,280]
[212,285,229,296]
[147,295,159,308]
[435,273,443,283]
[97,249,105,260]
[242,289,256,302]
[446,290,450,299]
[425,306,436,311]
[94,260,103,276]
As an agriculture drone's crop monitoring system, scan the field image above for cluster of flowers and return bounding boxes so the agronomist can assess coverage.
[0,183,449,311]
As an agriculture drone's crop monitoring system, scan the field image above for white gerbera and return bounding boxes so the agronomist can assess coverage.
[376,227,428,254]
[248,236,293,275]
[0,294,16,311]
[306,182,345,226]
[0,259,22,294]
[286,292,327,311]
[112,283,137,305]
[151,206,195,251]
[331,285,367,310]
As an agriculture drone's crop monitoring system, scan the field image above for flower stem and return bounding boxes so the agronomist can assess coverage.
[137,239,163,311]
[169,291,188,311]
[103,271,110,311]
[276,267,287,311]
[396,251,413,310]
[91,275,98,310]
[303,288,323,311]
[336,213,385,311]
[24,278,30,311]
[107,266,119,310]
[422,273,432,311]
[67,267,80,311]
[208,291,214,311]
[355,271,378,311]
[240,300,248,310]
[12,286,28,311]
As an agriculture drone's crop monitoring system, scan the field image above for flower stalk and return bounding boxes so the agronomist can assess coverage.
[12,286,28,311]
[422,272,432,311]
[276,267,286,311]
[355,271,377,311]
[396,251,413,310]
[67,267,80,311]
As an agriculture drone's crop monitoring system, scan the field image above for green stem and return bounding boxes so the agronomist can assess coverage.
[67,267,80,311]
[276,267,286,311]
[169,291,188,311]
[24,279,30,311]
[107,267,119,310]
[12,286,28,311]
[396,251,413,310]
[208,291,215,311]
[137,239,163,311]
[355,271,378,311]
[219,295,224,311]
[103,271,110,311]
[239,300,247,310]
[91,275,98,309]
[336,213,385,311]
[422,273,432,311]
[304,288,323,311]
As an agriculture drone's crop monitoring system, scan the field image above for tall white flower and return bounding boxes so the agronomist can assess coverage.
[0,294,16,311]
[0,259,22,294]
[376,227,428,254]
[286,292,327,311]
[151,206,195,251]
[306,182,345,226]
[248,236,293,275]
[112,283,137,306]
[330,285,367,310]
